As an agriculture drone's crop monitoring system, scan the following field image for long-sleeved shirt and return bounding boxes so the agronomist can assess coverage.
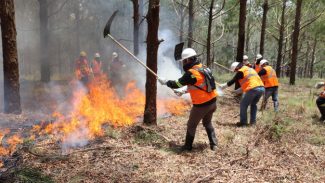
[166,71,197,88]
[226,71,244,87]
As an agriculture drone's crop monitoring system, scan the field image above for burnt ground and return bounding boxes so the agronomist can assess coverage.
[1,80,325,182]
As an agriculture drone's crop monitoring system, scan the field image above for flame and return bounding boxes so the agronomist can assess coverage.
[0,76,190,164]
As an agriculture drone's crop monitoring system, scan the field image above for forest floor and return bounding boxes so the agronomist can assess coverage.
[1,78,325,182]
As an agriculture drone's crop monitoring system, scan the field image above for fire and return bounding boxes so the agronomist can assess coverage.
[0,130,23,167]
[0,77,190,162]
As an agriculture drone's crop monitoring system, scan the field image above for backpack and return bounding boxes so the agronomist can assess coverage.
[194,66,216,93]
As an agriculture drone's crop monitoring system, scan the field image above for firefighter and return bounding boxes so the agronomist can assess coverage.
[159,48,218,151]
[91,52,102,78]
[253,54,263,73]
[315,81,325,122]
[75,51,91,85]
[243,55,252,67]
[258,59,279,112]
[220,62,265,127]
[109,52,126,92]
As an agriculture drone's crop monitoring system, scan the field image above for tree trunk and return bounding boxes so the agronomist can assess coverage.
[132,0,140,55]
[0,0,21,114]
[259,0,268,55]
[303,42,310,78]
[276,0,286,77]
[289,0,302,85]
[187,0,194,48]
[179,13,184,42]
[38,0,50,82]
[310,36,317,78]
[206,0,214,68]
[144,0,159,125]
[245,18,250,53]
[236,0,247,63]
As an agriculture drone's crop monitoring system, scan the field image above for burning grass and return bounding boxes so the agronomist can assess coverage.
[2,78,325,182]
[0,77,190,168]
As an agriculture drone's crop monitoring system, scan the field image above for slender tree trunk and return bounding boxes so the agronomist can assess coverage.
[139,0,145,46]
[289,0,302,85]
[259,0,268,55]
[276,0,286,77]
[236,0,247,63]
[179,13,184,42]
[75,4,81,56]
[132,0,140,55]
[245,18,250,53]
[187,0,194,48]
[303,42,310,78]
[39,0,50,82]
[206,0,214,68]
[0,0,21,114]
[310,36,317,78]
[144,0,159,125]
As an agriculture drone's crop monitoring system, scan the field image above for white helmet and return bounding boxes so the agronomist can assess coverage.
[260,59,268,66]
[256,54,263,60]
[181,48,197,61]
[230,62,240,72]
[112,52,118,58]
[243,55,248,60]
[94,52,100,58]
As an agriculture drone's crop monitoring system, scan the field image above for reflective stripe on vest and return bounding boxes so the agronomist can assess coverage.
[187,64,217,104]
[261,66,279,88]
[238,66,264,93]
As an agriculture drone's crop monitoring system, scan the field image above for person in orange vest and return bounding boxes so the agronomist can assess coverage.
[91,52,102,79]
[253,54,263,73]
[315,81,325,122]
[75,51,91,85]
[159,48,218,151]
[258,59,279,112]
[243,55,252,68]
[220,62,265,127]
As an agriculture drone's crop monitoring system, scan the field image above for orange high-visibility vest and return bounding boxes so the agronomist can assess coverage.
[261,66,279,88]
[320,82,325,98]
[238,66,264,93]
[255,64,261,73]
[187,64,218,104]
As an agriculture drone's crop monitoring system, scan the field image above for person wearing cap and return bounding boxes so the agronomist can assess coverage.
[159,48,218,151]
[253,54,263,73]
[258,59,279,112]
[220,62,265,127]
[75,51,91,85]
[243,55,252,67]
[91,52,103,79]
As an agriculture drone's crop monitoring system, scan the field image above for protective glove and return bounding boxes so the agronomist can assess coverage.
[219,83,228,89]
[174,88,187,97]
[315,82,325,89]
[158,77,169,85]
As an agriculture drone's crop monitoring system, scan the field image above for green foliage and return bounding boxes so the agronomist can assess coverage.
[14,167,54,183]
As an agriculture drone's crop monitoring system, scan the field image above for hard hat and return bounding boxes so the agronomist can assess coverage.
[112,52,118,58]
[80,51,87,57]
[260,59,268,65]
[181,48,197,61]
[256,54,263,60]
[230,62,240,72]
[243,55,248,60]
[94,52,100,58]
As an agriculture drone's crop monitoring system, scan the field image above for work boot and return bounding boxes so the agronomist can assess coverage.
[180,131,194,151]
[236,122,248,127]
[205,127,218,151]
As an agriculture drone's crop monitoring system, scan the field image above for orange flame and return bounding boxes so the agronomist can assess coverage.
[0,77,190,164]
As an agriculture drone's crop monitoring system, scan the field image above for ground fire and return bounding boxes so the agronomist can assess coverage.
[0,77,190,166]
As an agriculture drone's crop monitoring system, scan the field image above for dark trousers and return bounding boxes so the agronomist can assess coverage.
[316,97,325,119]
[261,87,279,112]
[187,101,217,137]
